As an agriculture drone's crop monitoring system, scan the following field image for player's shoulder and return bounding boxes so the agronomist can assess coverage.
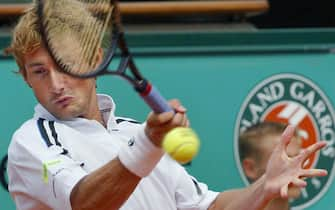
[10,117,62,151]
[8,118,42,158]
[13,117,57,135]
[13,118,40,137]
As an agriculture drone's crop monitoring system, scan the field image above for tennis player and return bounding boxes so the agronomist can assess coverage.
[6,3,327,210]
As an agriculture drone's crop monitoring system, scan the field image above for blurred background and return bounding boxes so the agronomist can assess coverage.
[1,1,335,210]
[1,0,335,28]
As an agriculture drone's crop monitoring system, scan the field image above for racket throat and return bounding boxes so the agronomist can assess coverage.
[135,79,151,96]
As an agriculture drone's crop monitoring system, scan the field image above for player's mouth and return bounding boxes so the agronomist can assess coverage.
[53,96,74,108]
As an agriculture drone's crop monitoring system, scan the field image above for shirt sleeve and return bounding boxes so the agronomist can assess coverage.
[175,165,219,210]
[7,123,87,210]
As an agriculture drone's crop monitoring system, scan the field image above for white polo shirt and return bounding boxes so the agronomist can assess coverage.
[8,94,218,210]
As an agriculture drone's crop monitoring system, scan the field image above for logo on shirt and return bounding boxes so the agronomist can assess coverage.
[128,137,135,147]
[234,73,335,210]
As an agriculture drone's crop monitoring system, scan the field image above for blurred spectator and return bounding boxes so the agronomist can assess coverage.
[239,122,302,210]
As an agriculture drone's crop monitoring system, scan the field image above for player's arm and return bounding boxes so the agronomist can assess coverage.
[70,126,162,210]
[208,125,328,210]
[208,177,270,210]
[71,100,188,210]
[70,158,141,210]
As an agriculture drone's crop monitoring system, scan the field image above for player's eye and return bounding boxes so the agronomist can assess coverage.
[32,68,47,75]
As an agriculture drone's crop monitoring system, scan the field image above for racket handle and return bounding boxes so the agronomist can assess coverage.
[137,81,200,164]
[138,82,173,113]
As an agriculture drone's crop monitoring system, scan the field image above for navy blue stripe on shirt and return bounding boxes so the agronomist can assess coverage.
[37,118,53,147]
[36,119,79,166]
[192,178,202,195]
[37,118,68,155]
[116,118,140,124]
[48,121,60,146]
[48,121,69,155]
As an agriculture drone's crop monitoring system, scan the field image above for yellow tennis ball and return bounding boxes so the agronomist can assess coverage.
[162,127,200,164]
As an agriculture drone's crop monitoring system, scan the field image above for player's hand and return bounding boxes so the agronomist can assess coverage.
[263,125,328,199]
[145,99,189,147]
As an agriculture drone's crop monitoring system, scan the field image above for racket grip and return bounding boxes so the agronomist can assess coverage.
[138,83,173,113]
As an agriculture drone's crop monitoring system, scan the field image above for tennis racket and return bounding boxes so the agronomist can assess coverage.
[36,0,172,113]
[35,0,199,162]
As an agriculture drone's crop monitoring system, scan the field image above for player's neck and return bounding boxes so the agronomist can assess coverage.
[264,198,289,210]
[83,98,107,128]
[94,109,107,128]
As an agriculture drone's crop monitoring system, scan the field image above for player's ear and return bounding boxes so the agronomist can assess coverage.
[242,158,258,181]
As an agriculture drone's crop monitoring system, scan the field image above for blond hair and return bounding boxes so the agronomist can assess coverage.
[239,122,293,161]
[5,4,41,77]
[6,0,108,77]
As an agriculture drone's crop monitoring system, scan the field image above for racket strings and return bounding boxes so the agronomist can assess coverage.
[41,0,84,72]
[78,0,113,75]
[41,0,114,75]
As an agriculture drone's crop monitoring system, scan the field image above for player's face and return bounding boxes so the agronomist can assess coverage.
[23,47,99,120]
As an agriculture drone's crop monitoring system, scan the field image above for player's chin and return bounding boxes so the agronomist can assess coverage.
[52,106,82,121]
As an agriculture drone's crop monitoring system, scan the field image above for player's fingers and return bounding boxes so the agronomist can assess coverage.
[297,141,327,162]
[291,178,307,188]
[146,111,174,127]
[280,184,289,199]
[175,105,187,113]
[168,99,181,107]
[301,169,328,178]
[170,112,186,127]
[279,125,296,150]
[186,119,190,127]
[147,114,186,136]
[169,99,187,113]
[181,114,189,127]
[302,157,310,168]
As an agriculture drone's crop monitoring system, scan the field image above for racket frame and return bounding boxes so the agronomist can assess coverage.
[36,0,173,113]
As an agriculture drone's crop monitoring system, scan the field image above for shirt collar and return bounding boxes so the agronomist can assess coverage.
[33,94,117,128]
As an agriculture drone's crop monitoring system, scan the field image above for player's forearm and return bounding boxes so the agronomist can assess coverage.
[209,175,272,210]
[70,157,141,210]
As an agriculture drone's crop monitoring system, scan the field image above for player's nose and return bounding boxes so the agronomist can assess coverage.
[49,69,66,94]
